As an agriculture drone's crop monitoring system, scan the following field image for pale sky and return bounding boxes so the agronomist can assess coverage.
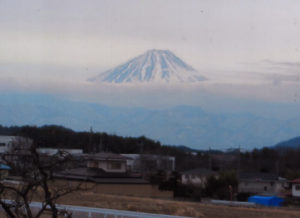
[0,0,300,106]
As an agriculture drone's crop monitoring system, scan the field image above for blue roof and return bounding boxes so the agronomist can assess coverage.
[0,164,11,170]
[248,195,284,206]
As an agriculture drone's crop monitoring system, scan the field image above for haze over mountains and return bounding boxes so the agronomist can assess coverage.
[88,49,206,83]
[2,0,300,152]
[1,93,300,150]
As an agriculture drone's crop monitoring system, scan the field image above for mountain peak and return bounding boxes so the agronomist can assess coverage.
[88,49,207,83]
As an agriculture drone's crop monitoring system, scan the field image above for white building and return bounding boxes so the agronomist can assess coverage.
[0,136,31,153]
[181,168,217,186]
[291,179,300,197]
[122,154,175,173]
[0,136,83,161]
[85,153,129,173]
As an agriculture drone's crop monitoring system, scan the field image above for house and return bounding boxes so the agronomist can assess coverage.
[290,179,300,198]
[0,163,11,179]
[238,172,287,196]
[37,148,83,156]
[0,136,20,153]
[54,152,174,199]
[84,153,129,174]
[0,136,16,147]
[0,136,32,153]
[181,168,217,186]
[121,154,175,173]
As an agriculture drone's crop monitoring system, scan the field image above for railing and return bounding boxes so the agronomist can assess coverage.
[1,200,190,218]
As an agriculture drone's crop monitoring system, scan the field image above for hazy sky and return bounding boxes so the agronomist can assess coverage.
[1,0,300,106]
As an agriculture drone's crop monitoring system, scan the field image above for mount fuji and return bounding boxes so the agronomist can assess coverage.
[89,49,207,83]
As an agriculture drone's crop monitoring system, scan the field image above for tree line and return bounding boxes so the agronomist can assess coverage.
[1,124,300,178]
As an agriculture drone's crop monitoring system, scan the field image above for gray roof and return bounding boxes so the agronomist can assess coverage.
[239,172,279,181]
[0,136,17,144]
[54,168,148,184]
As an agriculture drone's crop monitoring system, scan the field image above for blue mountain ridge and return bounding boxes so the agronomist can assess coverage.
[0,93,300,150]
[273,136,300,149]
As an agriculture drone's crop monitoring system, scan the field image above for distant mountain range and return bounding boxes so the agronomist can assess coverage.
[273,136,300,149]
[88,49,206,83]
[1,93,300,150]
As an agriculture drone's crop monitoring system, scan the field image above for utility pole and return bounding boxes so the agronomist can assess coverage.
[209,146,212,170]
[89,127,93,153]
[237,145,241,178]
[276,160,280,177]
[98,135,103,153]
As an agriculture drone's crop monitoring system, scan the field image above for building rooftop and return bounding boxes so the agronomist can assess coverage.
[84,153,131,161]
[239,172,279,181]
[290,179,300,184]
[54,168,147,184]
[0,163,11,170]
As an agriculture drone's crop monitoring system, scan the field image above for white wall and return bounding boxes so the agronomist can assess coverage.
[181,174,206,186]
[292,184,300,197]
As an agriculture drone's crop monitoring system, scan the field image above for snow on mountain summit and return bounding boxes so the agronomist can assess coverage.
[88,49,207,83]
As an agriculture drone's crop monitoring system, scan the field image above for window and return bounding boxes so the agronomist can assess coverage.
[108,161,122,170]
[295,185,300,191]
[88,160,98,168]
[0,143,5,146]
[264,186,267,191]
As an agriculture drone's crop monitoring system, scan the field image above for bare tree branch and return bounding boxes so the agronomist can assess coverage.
[0,139,83,218]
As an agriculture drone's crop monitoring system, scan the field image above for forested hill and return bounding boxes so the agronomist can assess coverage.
[0,125,185,156]
[273,136,300,149]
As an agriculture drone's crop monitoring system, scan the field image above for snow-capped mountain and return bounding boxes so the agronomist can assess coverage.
[89,49,207,83]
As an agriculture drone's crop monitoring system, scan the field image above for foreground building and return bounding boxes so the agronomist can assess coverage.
[54,152,173,199]
[122,154,175,173]
[238,172,287,196]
